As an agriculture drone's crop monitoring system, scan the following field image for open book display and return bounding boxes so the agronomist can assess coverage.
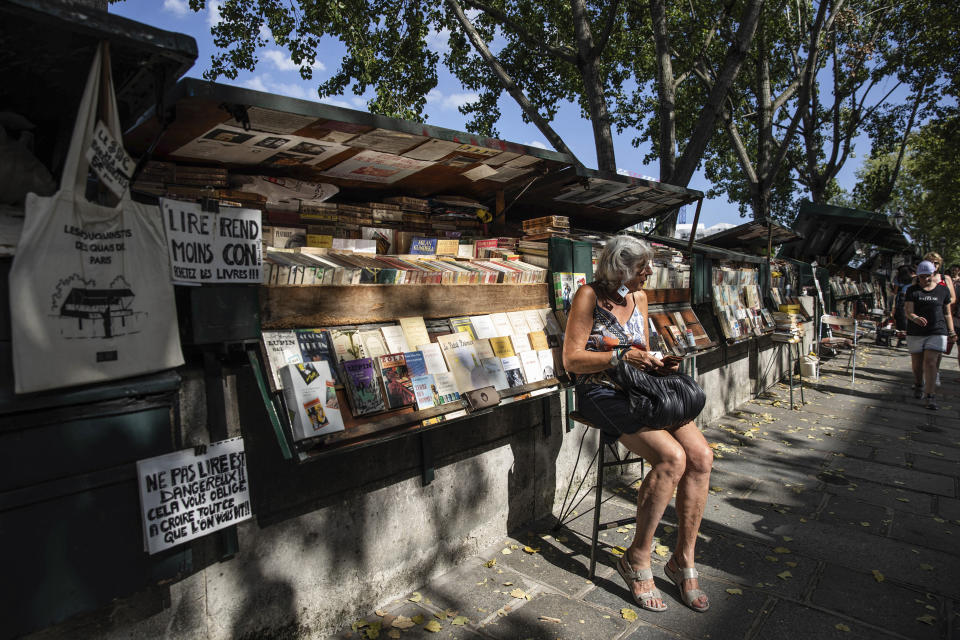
[260,309,567,447]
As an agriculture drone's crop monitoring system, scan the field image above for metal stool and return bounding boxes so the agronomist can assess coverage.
[556,411,646,579]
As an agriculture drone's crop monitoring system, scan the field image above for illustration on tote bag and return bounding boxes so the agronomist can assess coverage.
[9,42,183,393]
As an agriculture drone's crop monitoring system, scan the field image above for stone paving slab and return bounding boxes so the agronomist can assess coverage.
[809,564,944,640]
[334,347,960,640]
[585,570,769,639]
[480,593,629,640]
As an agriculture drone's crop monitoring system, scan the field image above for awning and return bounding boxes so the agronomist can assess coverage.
[699,220,800,252]
[124,78,703,233]
[778,201,910,265]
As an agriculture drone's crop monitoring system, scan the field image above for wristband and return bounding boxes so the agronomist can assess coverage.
[609,351,619,367]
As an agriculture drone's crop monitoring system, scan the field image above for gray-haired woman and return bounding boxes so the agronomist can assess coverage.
[562,235,712,613]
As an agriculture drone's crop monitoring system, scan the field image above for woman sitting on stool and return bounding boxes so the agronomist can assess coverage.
[562,235,712,613]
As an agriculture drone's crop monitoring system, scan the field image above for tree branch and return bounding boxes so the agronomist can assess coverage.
[591,0,622,58]
[445,0,583,165]
[460,0,578,64]
[721,99,760,185]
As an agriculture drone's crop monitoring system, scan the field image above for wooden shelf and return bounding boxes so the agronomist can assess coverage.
[644,288,690,304]
[260,283,552,328]
[297,379,562,460]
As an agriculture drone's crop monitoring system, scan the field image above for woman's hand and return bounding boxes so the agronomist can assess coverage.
[910,313,928,327]
[621,348,663,371]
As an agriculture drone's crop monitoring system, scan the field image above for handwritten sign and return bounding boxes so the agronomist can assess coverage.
[137,438,252,555]
[85,120,135,198]
[161,199,262,283]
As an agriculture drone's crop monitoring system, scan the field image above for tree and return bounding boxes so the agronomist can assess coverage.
[700,0,844,222]
[613,0,764,235]
[183,0,630,171]
[853,112,960,263]
[789,0,903,205]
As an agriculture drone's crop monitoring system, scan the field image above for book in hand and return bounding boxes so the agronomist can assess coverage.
[279,361,344,441]
[377,353,416,409]
[341,357,386,416]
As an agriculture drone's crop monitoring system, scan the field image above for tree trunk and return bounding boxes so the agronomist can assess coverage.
[570,0,617,172]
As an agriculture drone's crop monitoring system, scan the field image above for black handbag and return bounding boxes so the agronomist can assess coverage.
[610,359,706,428]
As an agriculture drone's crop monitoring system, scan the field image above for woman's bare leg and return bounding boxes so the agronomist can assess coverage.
[664,421,713,609]
[616,429,688,608]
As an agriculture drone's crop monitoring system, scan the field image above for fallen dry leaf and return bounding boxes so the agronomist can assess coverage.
[352,620,369,631]
[621,608,638,621]
[523,546,540,554]
[777,570,793,580]
[375,610,388,617]
[484,559,497,568]
[423,620,442,633]
[539,616,562,623]
[503,581,513,586]
[510,588,528,599]
[451,616,469,626]
[916,615,936,625]
[773,547,791,554]
[872,570,884,583]
[765,555,779,563]
[501,548,512,555]
[365,622,382,639]
[919,563,934,571]
[411,615,424,625]
[408,592,422,603]
[654,544,670,557]
[725,588,743,595]
[391,616,415,630]
[835,623,850,632]
[611,545,626,557]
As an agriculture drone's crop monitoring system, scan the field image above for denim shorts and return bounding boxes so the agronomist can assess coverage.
[907,334,947,353]
[576,383,651,443]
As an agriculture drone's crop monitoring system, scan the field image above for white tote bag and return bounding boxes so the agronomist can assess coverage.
[9,43,184,394]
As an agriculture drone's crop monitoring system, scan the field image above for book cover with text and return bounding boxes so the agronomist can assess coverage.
[378,353,416,409]
[342,358,386,415]
[279,361,344,440]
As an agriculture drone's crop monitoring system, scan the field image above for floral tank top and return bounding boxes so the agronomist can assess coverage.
[579,288,646,387]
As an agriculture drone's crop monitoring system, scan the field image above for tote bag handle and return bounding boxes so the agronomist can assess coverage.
[60,42,127,200]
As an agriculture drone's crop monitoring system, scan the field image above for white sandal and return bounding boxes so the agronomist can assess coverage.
[664,562,710,612]
[616,555,667,612]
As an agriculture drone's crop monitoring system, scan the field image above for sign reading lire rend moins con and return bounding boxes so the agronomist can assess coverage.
[161,198,262,283]
[136,437,252,554]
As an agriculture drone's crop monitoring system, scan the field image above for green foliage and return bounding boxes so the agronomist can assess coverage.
[854,111,960,263]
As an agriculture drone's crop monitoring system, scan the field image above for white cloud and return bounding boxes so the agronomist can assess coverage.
[442,92,479,110]
[271,81,316,101]
[259,25,274,43]
[426,27,451,53]
[263,49,326,72]
[350,96,367,108]
[243,76,269,92]
[525,140,548,150]
[207,0,222,28]
[162,0,189,17]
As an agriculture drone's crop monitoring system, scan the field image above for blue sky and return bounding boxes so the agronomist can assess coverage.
[112,1,882,230]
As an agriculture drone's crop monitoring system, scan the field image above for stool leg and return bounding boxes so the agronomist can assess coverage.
[589,439,605,580]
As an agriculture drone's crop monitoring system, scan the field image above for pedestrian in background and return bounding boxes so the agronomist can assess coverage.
[892,265,914,348]
[922,253,955,382]
[905,260,956,409]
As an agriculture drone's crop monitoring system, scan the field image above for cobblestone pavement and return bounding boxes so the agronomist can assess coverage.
[335,343,960,640]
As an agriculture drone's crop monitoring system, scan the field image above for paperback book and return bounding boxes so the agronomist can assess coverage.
[329,328,367,365]
[342,358,386,416]
[437,333,493,392]
[418,342,448,374]
[377,353,416,409]
[260,330,304,392]
[398,316,431,351]
[380,325,410,353]
[403,350,428,377]
[279,361,344,441]
[449,316,478,340]
[295,328,341,385]
[500,355,526,388]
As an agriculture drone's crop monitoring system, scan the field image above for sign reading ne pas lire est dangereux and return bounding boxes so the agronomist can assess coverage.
[136,438,252,555]
[160,198,262,284]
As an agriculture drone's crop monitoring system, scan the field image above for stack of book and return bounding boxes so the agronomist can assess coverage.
[772,312,804,342]
[521,215,570,240]
[518,239,548,268]
[263,248,547,285]
[646,244,690,289]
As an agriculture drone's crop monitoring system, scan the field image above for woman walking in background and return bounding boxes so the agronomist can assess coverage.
[922,253,955,384]
[563,235,711,613]
[905,261,956,409]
